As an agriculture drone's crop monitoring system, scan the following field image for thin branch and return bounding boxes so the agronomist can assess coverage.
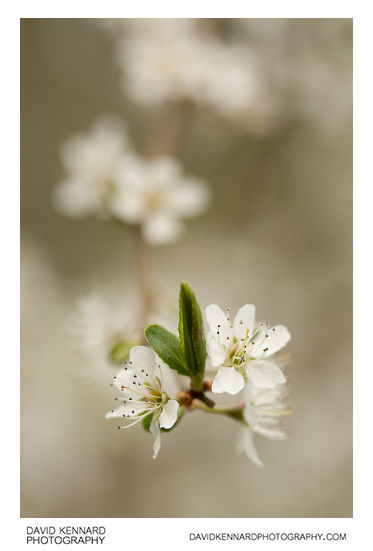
[191,400,245,423]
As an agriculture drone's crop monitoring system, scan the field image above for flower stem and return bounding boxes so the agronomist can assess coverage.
[133,225,153,343]
[118,101,195,343]
[191,401,245,423]
[144,100,194,158]
[190,371,205,393]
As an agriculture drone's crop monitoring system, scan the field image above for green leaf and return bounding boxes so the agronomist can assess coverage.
[190,288,207,376]
[142,413,154,432]
[178,283,195,374]
[145,324,188,376]
[108,340,136,364]
[178,282,207,388]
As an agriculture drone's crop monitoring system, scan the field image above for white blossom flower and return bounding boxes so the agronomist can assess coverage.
[206,304,291,395]
[53,116,130,217]
[106,346,179,458]
[238,382,292,467]
[68,295,136,382]
[108,154,211,244]
[114,20,278,128]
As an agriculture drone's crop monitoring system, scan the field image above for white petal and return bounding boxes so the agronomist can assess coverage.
[150,416,161,459]
[206,333,226,367]
[246,360,286,389]
[60,118,127,181]
[150,156,181,183]
[109,187,146,223]
[237,427,264,467]
[129,346,156,374]
[243,404,261,428]
[255,424,289,440]
[105,403,145,419]
[158,399,179,429]
[53,179,101,217]
[114,155,146,190]
[158,363,180,396]
[166,178,211,218]
[247,385,289,411]
[233,304,256,341]
[109,156,149,221]
[142,216,183,244]
[205,304,233,344]
[113,368,136,391]
[255,416,279,426]
[211,366,245,395]
[206,304,227,330]
[251,324,291,358]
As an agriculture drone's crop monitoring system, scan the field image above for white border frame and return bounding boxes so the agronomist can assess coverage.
[3,1,370,549]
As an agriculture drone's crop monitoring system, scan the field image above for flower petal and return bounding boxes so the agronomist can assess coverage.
[142,216,183,244]
[60,117,127,181]
[158,399,179,429]
[166,178,211,218]
[211,366,245,395]
[105,403,146,419]
[255,423,289,440]
[251,324,291,358]
[129,346,156,374]
[205,304,233,344]
[246,385,287,407]
[237,427,264,467]
[158,363,180,396]
[109,185,146,223]
[53,179,101,217]
[150,156,181,183]
[243,404,261,428]
[233,304,256,341]
[205,304,228,331]
[150,416,161,459]
[113,368,137,391]
[246,360,286,389]
[206,333,226,367]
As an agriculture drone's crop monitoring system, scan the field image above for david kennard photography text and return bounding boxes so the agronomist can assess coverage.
[26,527,106,545]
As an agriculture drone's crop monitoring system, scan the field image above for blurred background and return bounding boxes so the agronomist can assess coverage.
[21,18,352,517]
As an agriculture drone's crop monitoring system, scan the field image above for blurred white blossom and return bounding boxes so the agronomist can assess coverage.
[109,154,211,244]
[239,18,352,130]
[106,346,179,458]
[113,19,278,129]
[98,18,352,131]
[206,304,290,395]
[69,295,136,382]
[54,117,211,244]
[238,382,291,467]
[53,116,131,217]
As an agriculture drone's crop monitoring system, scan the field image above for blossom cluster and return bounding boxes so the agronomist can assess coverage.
[100,18,351,132]
[53,116,210,244]
[68,295,137,382]
[106,286,292,465]
[105,19,278,130]
[106,346,179,459]
[205,303,291,467]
